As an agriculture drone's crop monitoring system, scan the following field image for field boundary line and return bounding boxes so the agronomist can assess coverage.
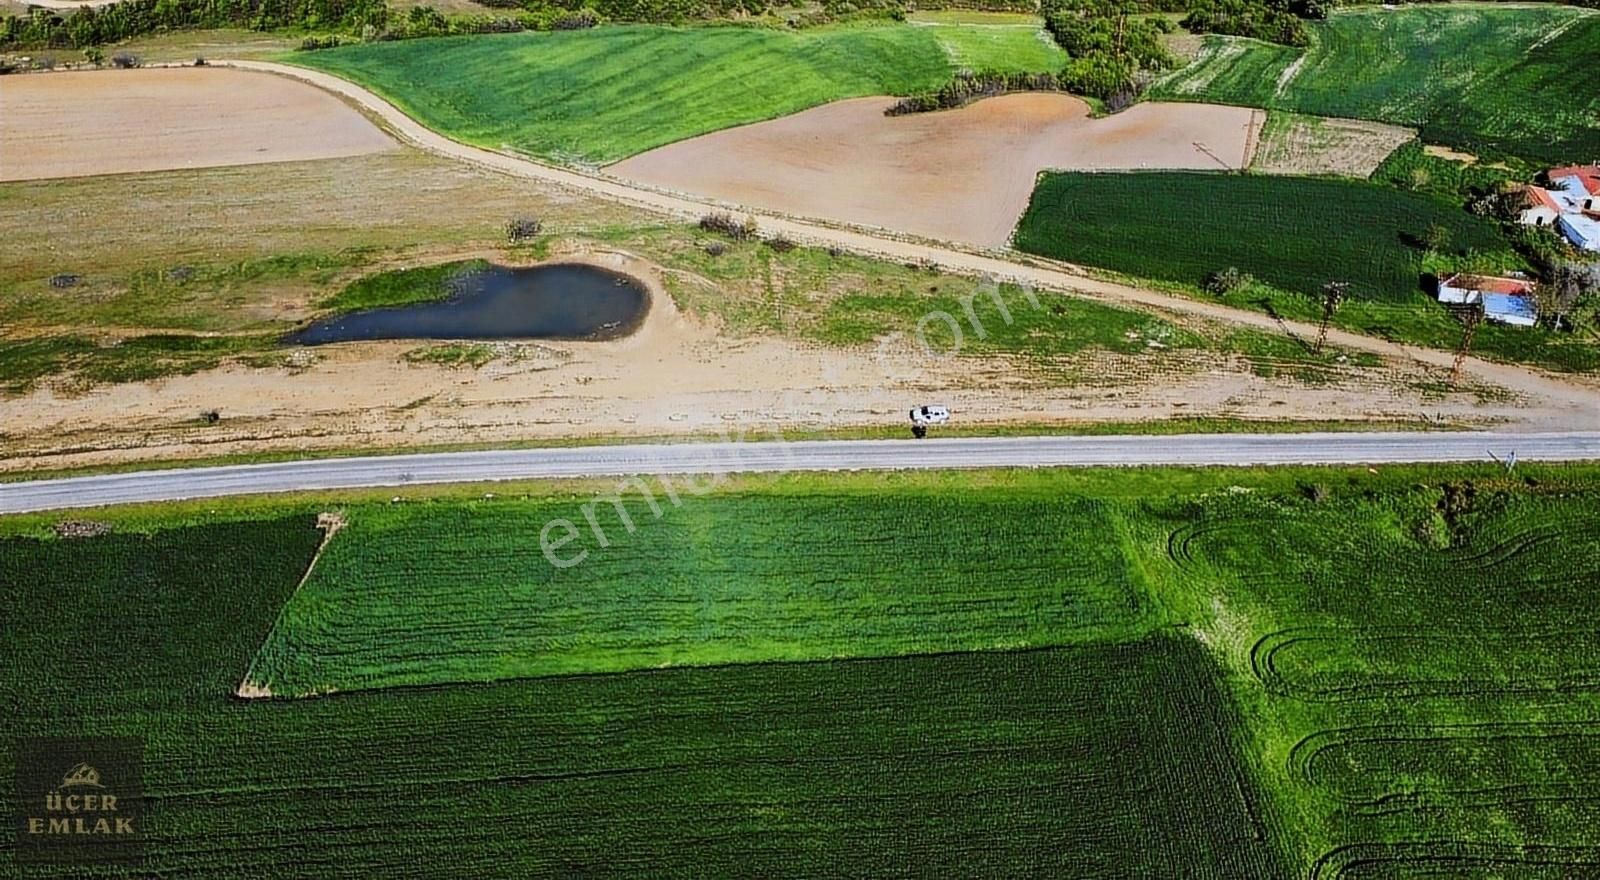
[235,512,346,699]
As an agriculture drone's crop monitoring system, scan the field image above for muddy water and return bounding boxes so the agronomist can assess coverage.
[286,263,649,345]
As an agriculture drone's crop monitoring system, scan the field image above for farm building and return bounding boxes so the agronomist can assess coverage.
[1549,165,1600,212]
[1558,212,1600,252]
[1436,273,1539,327]
[1515,185,1563,227]
[1517,164,1600,251]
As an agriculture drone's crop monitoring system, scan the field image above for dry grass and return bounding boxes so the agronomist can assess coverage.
[0,149,637,331]
[1250,111,1415,178]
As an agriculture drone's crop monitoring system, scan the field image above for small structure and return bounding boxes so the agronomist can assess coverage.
[1548,165,1600,212]
[1517,164,1600,252]
[1436,273,1538,327]
[1557,212,1600,252]
[1515,185,1563,227]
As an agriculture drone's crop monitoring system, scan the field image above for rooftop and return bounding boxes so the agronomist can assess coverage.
[1441,273,1535,296]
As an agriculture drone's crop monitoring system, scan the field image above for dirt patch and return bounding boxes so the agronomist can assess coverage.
[609,94,1261,248]
[1423,144,1481,165]
[0,67,395,182]
[1253,112,1415,177]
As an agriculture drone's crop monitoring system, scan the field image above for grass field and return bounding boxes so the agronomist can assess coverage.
[288,22,1064,164]
[6,464,1600,874]
[1151,6,1600,164]
[1013,171,1515,300]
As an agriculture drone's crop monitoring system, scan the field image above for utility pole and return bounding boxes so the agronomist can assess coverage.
[1315,281,1348,354]
[1450,305,1483,387]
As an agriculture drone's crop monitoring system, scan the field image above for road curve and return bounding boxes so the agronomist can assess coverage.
[217,60,1600,418]
[3,432,1597,514]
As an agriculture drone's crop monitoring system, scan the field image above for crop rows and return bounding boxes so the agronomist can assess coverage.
[1251,627,1600,702]
[1012,171,1514,300]
[246,493,1152,695]
[0,513,1286,879]
[292,23,1061,164]
[1288,721,1600,808]
[1310,842,1600,880]
[1150,6,1600,164]
[1154,485,1600,874]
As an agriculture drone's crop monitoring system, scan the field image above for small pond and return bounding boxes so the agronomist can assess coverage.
[285,263,650,346]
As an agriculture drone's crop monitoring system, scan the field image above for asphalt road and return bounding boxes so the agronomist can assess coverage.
[3,432,1598,514]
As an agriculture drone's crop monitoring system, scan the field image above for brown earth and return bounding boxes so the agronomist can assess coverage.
[0,67,395,182]
[609,94,1262,248]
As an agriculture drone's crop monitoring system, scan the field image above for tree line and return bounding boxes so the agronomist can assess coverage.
[2,0,386,48]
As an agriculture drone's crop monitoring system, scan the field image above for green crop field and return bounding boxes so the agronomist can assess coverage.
[1013,171,1515,299]
[289,22,1064,164]
[6,464,1600,875]
[1010,171,1600,373]
[1151,6,1600,164]
[244,494,1152,694]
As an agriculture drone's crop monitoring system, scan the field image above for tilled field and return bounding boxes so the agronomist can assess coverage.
[0,67,395,181]
[610,94,1260,247]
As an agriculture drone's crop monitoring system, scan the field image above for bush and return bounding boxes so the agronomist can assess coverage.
[298,35,343,50]
[552,9,599,29]
[1203,266,1252,294]
[765,235,797,253]
[109,51,141,68]
[885,70,1063,117]
[703,241,728,257]
[506,216,543,243]
[699,212,757,241]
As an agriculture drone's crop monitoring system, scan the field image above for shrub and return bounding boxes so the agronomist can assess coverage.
[299,35,343,50]
[765,235,797,253]
[49,273,81,289]
[82,46,103,66]
[703,241,728,257]
[199,409,222,425]
[1203,266,1252,294]
[552,9,599,29]
[699,212,757,241]
[109,51,141,68]
[506,216,542,243]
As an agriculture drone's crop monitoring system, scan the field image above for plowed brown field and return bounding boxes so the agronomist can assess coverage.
[609,94,1260,247]
[0,67,395,181]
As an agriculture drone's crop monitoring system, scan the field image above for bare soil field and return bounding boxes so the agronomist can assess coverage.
[0,67,395,182]
[1251,111,1414,177]
[609,94,1261,248]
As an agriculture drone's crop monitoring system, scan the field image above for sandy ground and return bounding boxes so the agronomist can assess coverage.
[0,67,395,181]
[609,94,1261,248]
[2,248,1595,474]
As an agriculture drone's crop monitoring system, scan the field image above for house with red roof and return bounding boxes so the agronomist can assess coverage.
[1437,273,1538,327]
[1516,164,1600,252]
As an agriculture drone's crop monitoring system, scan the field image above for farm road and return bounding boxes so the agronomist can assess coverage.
[3,432,1598,513]
[224,61,1600,427]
